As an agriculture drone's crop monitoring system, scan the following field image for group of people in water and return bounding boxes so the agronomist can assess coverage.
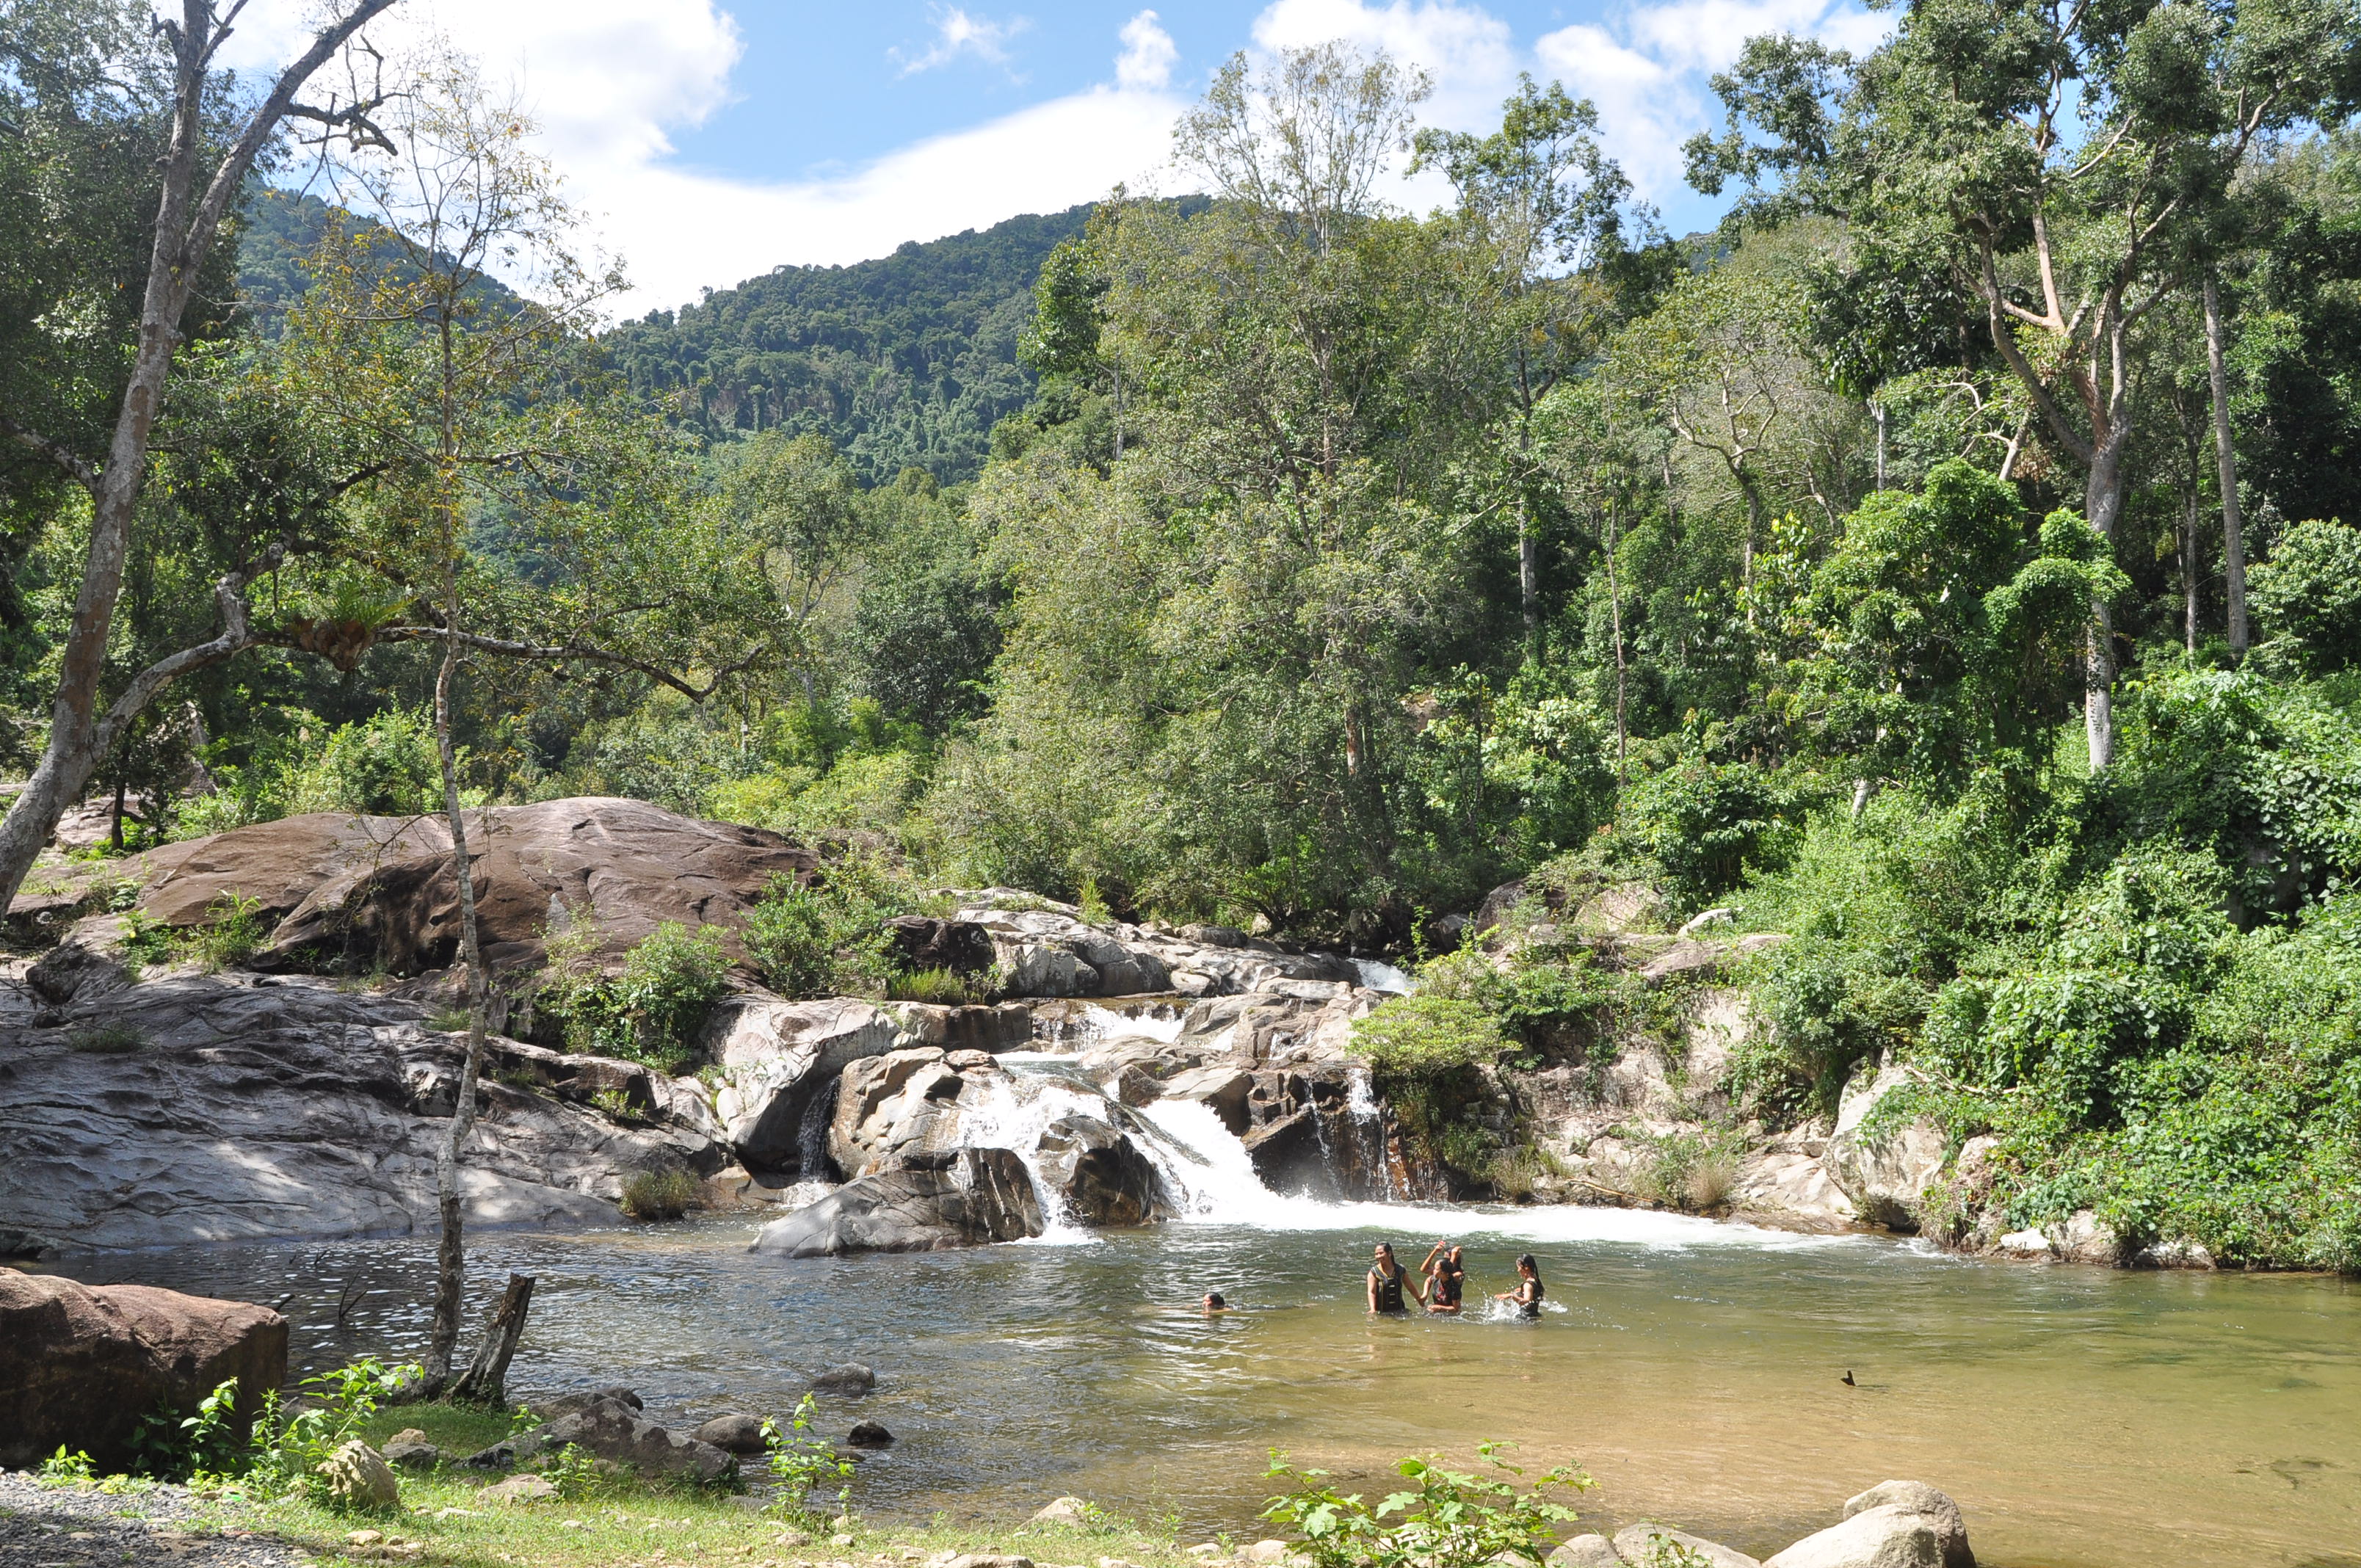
[1198,1241,1547,1319]
[1368,1240,1545,1317]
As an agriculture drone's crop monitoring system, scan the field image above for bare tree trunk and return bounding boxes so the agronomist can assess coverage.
[2203,275,2248,661]
[1604,504,1627,785]
[449,1273,535,1406]
[2183,484,2200,655]
[422,615,494,1394]
[2083,446,2125,771]
[0,1,400,914]
[1518,501,1539,651]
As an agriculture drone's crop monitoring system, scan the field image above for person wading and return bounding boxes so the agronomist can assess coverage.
[1495,1254,1546,1319]
[1421,1240,1466,1315]
[1368,1241,1421,1315]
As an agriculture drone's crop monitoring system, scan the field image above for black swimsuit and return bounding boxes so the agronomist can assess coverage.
[1432,1263,1464,1307]
[1517,1280,1545,1318]
[1371,1265,1407,1313]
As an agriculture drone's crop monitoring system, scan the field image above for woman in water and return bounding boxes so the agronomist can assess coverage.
[1420,1241,1466,1315]
[1495,1254,1545,1318]
[1367,1241,1421,1314]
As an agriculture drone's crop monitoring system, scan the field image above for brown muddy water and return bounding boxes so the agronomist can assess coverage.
[43,1199,2360,1568]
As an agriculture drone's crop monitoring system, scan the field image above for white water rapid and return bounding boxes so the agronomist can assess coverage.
[987,1053,1857,1255]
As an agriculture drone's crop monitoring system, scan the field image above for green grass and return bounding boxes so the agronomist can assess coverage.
[186,1406,1207,1568]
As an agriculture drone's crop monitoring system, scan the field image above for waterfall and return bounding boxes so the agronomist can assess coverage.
[1343,1067,1397,1200]
[794,1077,841,1180]
[1352,958,1415,993]
[951,1070,1112,1244]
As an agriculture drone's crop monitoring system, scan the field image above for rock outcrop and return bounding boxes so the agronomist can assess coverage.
[0,957,714,1254]
[1763,1481,1974,1568]
[1821,1065,1948,1231]
[749,1147,1044,1256]
[707,998,903,1173]
[0,1271,287,1471]
[1035,1114,1167,1225]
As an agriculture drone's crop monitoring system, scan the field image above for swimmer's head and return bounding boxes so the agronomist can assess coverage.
[1204,1292,1227,1309]
[1374,1242,1395,1261]
[1516,1253,1539,1277]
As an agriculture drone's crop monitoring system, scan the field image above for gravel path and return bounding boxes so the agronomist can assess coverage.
[0,1473,311,1568]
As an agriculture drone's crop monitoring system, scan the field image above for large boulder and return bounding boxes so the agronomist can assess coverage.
[1035,1114,1167,1226]
[707,998,902,1173]
[750,1147,1044,1256]
[98,798,815,977]
[1613,1524,1760,1568]
[1158,1065,1255,1135]
[1763,1510,1942,1568]
[1821,1065,1949,1231]
[1840,1484,1973,1568]
[0,1271,287,1472]
[827,1048,972,1177]
[0,968,709,1252]
[885,916,997,975]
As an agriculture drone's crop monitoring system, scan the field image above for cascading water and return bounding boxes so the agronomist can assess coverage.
[951,1069,1117,1244]
[1342,1067,1397,1199]
[1352,958,1416,994]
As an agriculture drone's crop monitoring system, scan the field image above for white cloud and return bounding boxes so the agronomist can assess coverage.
[891,7,1031,79]
[217,1,1179,313]
[1117,11,1179,92]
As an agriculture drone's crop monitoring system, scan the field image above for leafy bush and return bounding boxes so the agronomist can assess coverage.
[1617,762,1817,912]
[620,1168,704,1220]
[115,893,272,974]
[1348,995,1509,1081]
[128,1378,247,1480]
[1261,1444,1589,1568]
[250,1359,418,1503]
[742,854,946,1000]
[885,965,977,1003]
[538,919,732,1071]
[286,708,443,817]
[37,1447,97,1485]
[2251,518,2361,673]
[762,1395,857,1522]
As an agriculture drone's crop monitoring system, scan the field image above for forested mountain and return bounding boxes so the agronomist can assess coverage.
[601,206,1103,484]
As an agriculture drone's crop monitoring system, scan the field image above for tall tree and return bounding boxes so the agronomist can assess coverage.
[0,0,402,910]
[1689,0,2361,767]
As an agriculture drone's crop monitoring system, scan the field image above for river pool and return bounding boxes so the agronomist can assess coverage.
[43,1191,2361,1568]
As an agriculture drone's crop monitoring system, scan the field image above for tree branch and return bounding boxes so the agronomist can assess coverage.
[0,417,101,493]
[375,625,772,703]
[90,549,281,759]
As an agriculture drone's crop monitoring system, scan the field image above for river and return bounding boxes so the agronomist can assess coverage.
[37,1056,2361,1568]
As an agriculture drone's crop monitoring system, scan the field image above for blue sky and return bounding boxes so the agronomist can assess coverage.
[229,0,1889,312]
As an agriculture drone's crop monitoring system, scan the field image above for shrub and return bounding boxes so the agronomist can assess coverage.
[128,1378,246,1481]
[1617,762,1816,912]
[539,919,732,1071]
[286,708,443,818]
[762,1395,857,1522]
[1261,1443,1589,1568]
[620,1168,703,1221]
[742,854,944,1000]
[1348,995,1508,1081]
[2251,518,2361,673]
[68,1024,146,1053]
[250,1359,418,1503]
[885,965,974,1003]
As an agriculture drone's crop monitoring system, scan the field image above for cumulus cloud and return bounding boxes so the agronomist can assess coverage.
[1117,11,1179,92]
[891,7,1031,79]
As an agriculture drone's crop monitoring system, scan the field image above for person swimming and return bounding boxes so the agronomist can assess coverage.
[1368,1241,1421,1314]
[1202,1291,1231,1314]
[1420,1240,1465,1314]
[1495,1253,1545,1318]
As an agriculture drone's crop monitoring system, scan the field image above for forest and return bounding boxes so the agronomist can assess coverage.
[7,0,2361,1271]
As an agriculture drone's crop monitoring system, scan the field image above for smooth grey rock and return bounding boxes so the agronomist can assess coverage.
[1035,1114,1167,1226]
[319,1441,401,1509]
[751,1147,1043,1255]
[1763,1506,1943,1568]
[1821,1064,1948,1231]
[535,1401,736,1483]
[1840,1483,1973,1568]
[0,968,708,1252]
[827,1048,966,1177]
[533,1386,642,1419]
[707,998,902,1172]
[692,1413,769,1455]
[382,1440,440,1470]
[810,1362,877,1396]
[1613,1524,1760,1568]
[1547,1537,1622,1568]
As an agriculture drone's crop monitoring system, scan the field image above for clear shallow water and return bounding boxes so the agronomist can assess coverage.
[43,1208,2361,1568]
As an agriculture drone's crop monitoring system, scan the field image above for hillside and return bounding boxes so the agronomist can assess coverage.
[601,206,1096,484]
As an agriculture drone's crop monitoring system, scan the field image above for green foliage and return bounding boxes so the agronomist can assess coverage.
[250,1359,418,1503]
[128,1378,246,1481]
[37,1447,98,1485]
[539,919,732,1071]
[600,208,1092,484]
[1615,761,1818,912]
[116,892,271,973]
[68,1023,146,1053]
[2252,519,2361,674]
[1260,1444,1589,1568]
[1349,995,1509,1081]
[619,1168,704,1221]
[741,855,943,1001]
[174,708,449,837]
[761,1395,857,1522]
[545,1442,601,1500]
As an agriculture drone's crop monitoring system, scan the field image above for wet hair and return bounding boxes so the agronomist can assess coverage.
[1375,1241,1396,1256]
[1205,1292,1227,1308]
[1516,1253,1539,1276]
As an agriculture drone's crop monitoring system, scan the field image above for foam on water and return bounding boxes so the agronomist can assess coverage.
[951,1072,1113,1246]
[1082,1003,1185,1043]
[1352,958,1416,993]
[1131,1096,1856,1253]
